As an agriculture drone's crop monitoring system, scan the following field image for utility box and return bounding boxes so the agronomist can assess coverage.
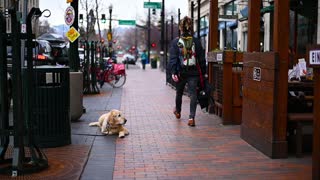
[151,59,157,69]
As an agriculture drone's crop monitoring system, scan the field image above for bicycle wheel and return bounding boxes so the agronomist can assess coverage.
[110,73,126,88]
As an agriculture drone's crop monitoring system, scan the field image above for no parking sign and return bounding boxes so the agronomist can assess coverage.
[65,6,75,26]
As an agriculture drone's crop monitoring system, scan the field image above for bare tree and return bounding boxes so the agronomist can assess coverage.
[95,0,102,41]
[36,20,56,37]
[80,0,107,42]
[80,0,95,41]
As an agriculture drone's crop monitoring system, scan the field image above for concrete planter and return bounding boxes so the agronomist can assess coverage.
[70,71,83,121]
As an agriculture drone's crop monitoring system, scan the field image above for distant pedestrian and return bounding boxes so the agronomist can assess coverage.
[168,16,207,126]
[140,50,147,70]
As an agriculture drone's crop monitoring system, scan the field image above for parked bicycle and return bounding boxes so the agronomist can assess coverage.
[96,58,126,88]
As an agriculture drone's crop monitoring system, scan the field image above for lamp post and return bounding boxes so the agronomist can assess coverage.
[108,4,113,57]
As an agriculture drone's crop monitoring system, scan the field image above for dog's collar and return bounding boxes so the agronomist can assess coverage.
[108,126,119,129]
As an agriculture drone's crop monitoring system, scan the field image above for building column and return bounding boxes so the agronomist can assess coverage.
[247,0,261,52]
[208,0,218,51]
[264,13,271,51]
[317,0,320,43]
[273,0,289,157]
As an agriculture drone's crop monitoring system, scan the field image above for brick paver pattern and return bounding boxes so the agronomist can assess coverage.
[113,66,311,180]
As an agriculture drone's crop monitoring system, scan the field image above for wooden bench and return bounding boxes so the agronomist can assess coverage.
[287,113,313,157]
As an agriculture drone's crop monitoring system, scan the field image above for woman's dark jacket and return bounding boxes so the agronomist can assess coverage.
[168,37,206,77]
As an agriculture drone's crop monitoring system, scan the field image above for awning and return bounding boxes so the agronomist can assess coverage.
[240,6,248,18]
[238,5,274,21]
[239,6,248,21]
[218,20,238,30]
[200,27,209,37]
[261,5,274,14]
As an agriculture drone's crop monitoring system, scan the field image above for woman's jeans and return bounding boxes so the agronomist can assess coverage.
[175,75,199,119]
[141,60,146,69]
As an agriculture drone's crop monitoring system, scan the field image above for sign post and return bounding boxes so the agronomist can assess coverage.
[308,46,320,180]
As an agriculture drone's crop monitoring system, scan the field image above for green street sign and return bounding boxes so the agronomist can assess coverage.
[118,20,136,26]
[144,2,162,9]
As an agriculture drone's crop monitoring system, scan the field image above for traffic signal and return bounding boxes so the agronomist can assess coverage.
[79,14,83,23]
[101,14,106,23]
[151,42,156,48]
[152,9,156,15]
[157,19,161,30]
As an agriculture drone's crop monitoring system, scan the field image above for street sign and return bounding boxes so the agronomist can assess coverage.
[66,26,80,43]
[144,2,162,9]
[65,6,75,26]
[118,20,136,26]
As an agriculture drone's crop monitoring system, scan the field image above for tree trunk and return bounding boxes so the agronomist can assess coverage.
[95,0,102,41]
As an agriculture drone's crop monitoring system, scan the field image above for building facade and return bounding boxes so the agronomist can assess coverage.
[0,0,39,33]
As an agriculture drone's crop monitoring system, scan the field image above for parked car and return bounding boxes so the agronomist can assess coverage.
[6,39,54,67]
[122,54,136,65]
[38,33,69,65]
[33,39,54,65]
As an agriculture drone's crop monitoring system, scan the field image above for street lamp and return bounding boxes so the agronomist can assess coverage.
[108,4,113,57]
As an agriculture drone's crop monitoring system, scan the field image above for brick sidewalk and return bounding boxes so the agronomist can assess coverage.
[113,65,311,179]
[18,64,308,180]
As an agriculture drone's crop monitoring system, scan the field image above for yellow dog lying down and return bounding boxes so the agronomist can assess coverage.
[89,109,129,138]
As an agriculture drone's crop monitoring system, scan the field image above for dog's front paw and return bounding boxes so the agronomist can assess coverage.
[119,132,125,138]
[119,134,125,138]
[102,131,109,135]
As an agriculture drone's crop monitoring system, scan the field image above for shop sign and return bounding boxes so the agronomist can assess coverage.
[216,53,223,62]
[309,50,320,66]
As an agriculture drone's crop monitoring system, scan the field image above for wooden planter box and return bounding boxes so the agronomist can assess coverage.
[207,50,243,125]
[240,52,288,158]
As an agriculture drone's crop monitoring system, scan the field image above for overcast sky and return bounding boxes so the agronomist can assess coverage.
[39,0,188,26]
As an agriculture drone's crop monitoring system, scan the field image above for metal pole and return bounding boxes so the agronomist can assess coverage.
[70,0,79,72]
[161,0,165,70]
[0,9,9,160]
[171,16,173,40]
[109,5,113,57]
[191,1,194,22]
[197,0,201,38]
[178,8,181,37]
[165,20,168,69]
[148,0,151,64]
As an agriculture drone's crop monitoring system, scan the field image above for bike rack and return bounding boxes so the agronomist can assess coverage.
[0,7,48,176]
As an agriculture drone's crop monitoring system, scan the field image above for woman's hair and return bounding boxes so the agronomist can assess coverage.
[179,16,193,37]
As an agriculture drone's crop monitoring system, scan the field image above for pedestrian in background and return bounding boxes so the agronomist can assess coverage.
[168,16,207,126]
[140,50,147,70]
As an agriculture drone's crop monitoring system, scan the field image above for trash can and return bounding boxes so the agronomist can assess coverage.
[23,66,71,148]
[151,59,157,69]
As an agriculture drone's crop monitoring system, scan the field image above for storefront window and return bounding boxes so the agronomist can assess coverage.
[200,16,208,51]
[290,0,317,57]
[297,14,317,55]
[222,0,238,50]
[224,1,237,15]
